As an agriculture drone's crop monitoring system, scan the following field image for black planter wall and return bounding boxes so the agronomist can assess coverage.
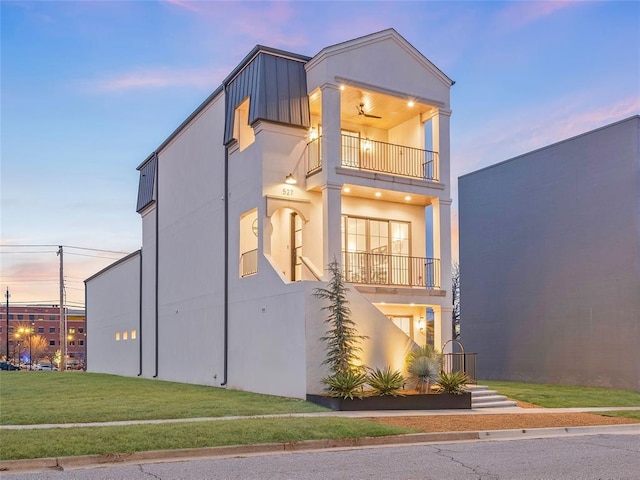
[306,392,472,411]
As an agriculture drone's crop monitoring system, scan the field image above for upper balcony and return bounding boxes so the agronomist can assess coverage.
[307,134,438,182]
[305,83,444,186]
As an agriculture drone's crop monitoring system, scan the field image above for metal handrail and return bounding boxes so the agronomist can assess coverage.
[342,251,440,288]
[240,249,258,277]
[306,135,439,182]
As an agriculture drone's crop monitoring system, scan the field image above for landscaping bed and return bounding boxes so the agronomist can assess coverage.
[366,412,640,432]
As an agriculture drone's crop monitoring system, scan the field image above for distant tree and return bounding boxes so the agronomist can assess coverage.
[452,262,461,339]
[313,258,367,375]
[28,335,49,366]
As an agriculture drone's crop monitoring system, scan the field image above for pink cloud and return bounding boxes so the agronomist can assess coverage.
[496,0,577,30]
[163,0,309,50]
[90,66,230,92]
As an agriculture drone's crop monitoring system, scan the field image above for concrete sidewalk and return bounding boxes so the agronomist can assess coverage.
[2,405,640,430]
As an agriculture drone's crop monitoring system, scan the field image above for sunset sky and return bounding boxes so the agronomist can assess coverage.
[1,0,638,307]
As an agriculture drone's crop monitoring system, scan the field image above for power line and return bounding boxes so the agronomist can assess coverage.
[0,244,130,255]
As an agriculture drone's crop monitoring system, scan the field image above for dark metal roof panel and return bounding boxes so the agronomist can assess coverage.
[136,154,157,213]
[223,52,310,145]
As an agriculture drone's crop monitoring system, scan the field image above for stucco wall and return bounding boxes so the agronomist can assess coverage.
[152,93,226,386]
[86,252,141,376]
[459,116,640,391]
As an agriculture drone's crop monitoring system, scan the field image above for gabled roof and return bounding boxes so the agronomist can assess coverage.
[306,28,454,87]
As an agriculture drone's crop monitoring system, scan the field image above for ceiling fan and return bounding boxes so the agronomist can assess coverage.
[356,103,382,119]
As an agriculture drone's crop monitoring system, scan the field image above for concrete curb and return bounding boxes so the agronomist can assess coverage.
[2,425,639,473]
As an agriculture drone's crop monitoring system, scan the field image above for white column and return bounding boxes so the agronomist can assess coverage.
[433,305,454,353]
[431,109,451,193]
[320,83,341,184]
[321,183,342,277]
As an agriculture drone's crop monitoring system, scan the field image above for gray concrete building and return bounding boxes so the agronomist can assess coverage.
[459,116,640,391]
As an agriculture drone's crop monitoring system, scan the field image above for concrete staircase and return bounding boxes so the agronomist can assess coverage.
[467,384,518,408]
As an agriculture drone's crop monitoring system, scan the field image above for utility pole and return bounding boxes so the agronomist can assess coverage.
[4,287,9,362]
[57,246,65,371]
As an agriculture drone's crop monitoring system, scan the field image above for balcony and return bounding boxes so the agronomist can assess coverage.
[240,249,258,277]
[342,251,440,288]
[307,135,439,181]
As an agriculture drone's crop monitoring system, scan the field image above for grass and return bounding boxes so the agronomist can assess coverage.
[0,372,326,425]
[0,417,415,461]
[482,380,640,408]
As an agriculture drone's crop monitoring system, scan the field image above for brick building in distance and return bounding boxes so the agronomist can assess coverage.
[0,305,86,368]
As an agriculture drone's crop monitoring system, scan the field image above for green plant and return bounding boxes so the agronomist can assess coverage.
[322,370,368,399]
[367,366,405,396]
[435,371,469,394]
[406,346,442,394]
[314,259,367,376]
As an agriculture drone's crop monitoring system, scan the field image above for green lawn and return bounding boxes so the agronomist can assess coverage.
[599,410,640,420]
[0,417,415,461]
[0,372,326,425]
[482,380,640,408]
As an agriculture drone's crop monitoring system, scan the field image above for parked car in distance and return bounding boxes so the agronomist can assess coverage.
[0,361,20,371]
[36,363,58,371]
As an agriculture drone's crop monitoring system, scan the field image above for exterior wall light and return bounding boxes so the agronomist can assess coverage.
[309,127,319,140]
[361,139,372,151]
[285,173,297,185]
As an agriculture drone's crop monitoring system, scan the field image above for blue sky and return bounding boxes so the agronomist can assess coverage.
[1,0,638,307]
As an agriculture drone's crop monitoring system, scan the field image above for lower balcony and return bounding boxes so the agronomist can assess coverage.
[343,251,440,288]
[307,135,439,181]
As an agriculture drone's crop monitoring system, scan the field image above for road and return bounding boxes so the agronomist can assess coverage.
[4,434,640,480]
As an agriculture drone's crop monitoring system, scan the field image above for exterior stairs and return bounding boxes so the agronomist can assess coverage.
[467,384,518,408]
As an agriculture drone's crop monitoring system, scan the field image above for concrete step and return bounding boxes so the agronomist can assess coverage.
[467,384,519,408]
[473,399,519,408]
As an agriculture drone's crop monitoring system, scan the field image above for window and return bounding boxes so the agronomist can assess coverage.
[69,353,75,358]
[115,332,121,341]
[342,215,411,285]
[69,340,75,346]
[8,327,14,333]
[38,327,44,334]
[78,328,84,334]
[49,340,56,346]
[29,315,35,321]
[49,315,55,321]
[389,316,412,337]
[8,314,13,320]
[79,340,84,346]
[50,327,56,333]
[131,329,137,340]
[17,314,23,320]
[0,327,2,333]
[240,209,258,277]
[69,328,75,334]
[122,331,128,340]
[233,97,255,151]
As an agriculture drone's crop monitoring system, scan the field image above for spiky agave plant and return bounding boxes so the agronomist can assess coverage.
[435,371,470,394]
[406,345,442,394]
[322,370,368,399]
[367,366,405,396]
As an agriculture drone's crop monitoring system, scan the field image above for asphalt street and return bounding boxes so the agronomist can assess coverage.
[4,433,639,480]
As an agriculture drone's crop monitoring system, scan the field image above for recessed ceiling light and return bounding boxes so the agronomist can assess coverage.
[343,187,351,193]
[340,85,345,91]
[410,303,416,307]
[404,195,412,201]
[407,101,415,107]
[374,192,382,198]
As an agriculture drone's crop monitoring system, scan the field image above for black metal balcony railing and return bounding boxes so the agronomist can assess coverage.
[240,249,258,277]
[342,251,440,288]
[307,135,439,181]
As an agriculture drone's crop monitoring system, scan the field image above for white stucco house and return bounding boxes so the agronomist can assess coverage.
[85,29,455,399]
[459,116,640,392]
